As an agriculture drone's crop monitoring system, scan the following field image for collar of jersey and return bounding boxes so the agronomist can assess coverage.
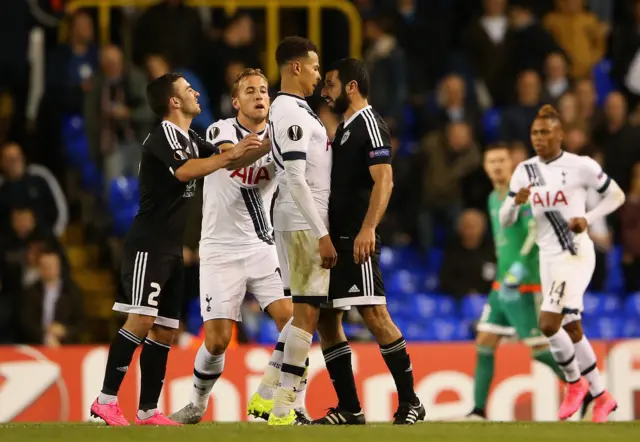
[344,105,372,128]
[162,120,189,140]
[277,91,305,100]
[542,150,564,165]
[235,117,266,135]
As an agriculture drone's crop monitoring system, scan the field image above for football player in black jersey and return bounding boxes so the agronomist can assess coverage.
[315,58,425,425]
[90,73,263,426]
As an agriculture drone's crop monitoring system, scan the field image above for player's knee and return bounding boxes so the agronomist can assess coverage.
[124,313,156,336]
[563,321,583,343]
[204,333,230,356]
[266,299,293,330]
[317,309,345,345]
[358,305,400,342]
[291,303,320,332]
[538,315,561,337]
[475,331,500,348]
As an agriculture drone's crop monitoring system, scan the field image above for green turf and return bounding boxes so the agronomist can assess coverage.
[0,422,638,442]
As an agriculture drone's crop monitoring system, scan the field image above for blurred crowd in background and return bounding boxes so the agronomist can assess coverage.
[2,0,640,347]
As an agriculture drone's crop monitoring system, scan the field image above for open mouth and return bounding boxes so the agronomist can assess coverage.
[255,104,265,110]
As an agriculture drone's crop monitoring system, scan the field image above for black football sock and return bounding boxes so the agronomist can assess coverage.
[380,337,419,405]
[138,338,171,411]
[100,328,143,397]
[322,342,362,413]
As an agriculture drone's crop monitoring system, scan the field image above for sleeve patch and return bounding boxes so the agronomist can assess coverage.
[212,126,220,139]
[597,170,604,179]
[287,125,304,141]
[369,148,391,158]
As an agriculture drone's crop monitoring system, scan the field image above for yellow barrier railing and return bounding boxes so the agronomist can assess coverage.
[67,0,362,83]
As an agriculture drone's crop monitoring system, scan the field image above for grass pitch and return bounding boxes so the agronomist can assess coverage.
[0,422,638,442]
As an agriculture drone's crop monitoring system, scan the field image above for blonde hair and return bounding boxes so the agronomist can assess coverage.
[231,68,269,98]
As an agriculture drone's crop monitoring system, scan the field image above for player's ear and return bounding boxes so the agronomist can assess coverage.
[169,96,180,109]
[232,96,240,111]
[291,61,301,76]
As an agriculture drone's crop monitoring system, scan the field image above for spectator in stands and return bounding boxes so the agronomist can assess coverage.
[439,209,495,299]
[501,70,544,148]
[46,10,99,117]
[575,77,605,132]
[19,248,83,346]
[215,61,247,121]
[145,53,213,135]
[0,142,68,236]
[593,91,640,192]
[418,121,481,250]
[544,0,607,79]
[564,125,600,159]
[621,161,640,293]
[542,52,571,105]
[558,91,581,126]
[201,14,260,117]
[464,0,509,107]
[502,0,562,104]
[84,45,154,189]
[612,0,640,109]
[430,74,482,139]
[132,0,204,69]
[0,0,31,146]
[510,141,529,165]
[363,14,407,136]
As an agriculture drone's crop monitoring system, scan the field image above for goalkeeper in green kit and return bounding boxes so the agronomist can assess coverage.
[464,144,565,420]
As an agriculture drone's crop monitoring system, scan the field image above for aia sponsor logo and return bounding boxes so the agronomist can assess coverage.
[532,190,568,207]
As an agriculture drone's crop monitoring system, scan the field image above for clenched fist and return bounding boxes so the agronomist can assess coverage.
[515,183,534,205]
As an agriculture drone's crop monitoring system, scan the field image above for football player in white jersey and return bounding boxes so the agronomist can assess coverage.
[500,105,625,423]
[170,69,308,424]
[267,36,336,426]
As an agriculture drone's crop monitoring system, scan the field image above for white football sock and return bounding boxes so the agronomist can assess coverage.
[257,317,293,400]
[548,328,581,383]
[293,358,309,410]
[97,393,117,405]
[574,335,605,397]
[190,344,225,410]
[137,409,157,420]
[273,326,312,417]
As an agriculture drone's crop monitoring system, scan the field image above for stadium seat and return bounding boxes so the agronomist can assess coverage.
[61,114,93,169]
[386,269,419,296]
[605,246,625,294]
[112,205,138,237]
[186,297,203,336]
[624,293,640,317]
[402,321,432,342]
[592,59,614,107]
[343,323,370,340]
[482,107,502,144]
[583,316,623,340]
[108,176,140,212]
[583,292,622,316]
[81,163,103,195]
[256,320,280,344]
[461,294,488,320]
[622,317,640,338]
[410,293,457,319]
[428,318,472,341]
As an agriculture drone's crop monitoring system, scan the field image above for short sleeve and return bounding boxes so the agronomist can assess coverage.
[151,122,190,175]
[206,120,236,149]
[273,110,309,162]
[189,128,217,158]
[507,163,529,196]
[363,113,392,166]
[581,156,611,194]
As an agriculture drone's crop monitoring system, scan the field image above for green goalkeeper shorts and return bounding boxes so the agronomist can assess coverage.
[477,286,547,346]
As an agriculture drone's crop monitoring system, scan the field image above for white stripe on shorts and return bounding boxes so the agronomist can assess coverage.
[361,257,374,297]
[133,252,148,306]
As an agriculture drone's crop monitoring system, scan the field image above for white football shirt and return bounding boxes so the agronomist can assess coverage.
[268,92,332,232]
[200,117,275,255]
[507,152,611,258]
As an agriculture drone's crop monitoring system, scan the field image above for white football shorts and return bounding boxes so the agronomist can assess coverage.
[275,229,330,305]
[199,246,287,322]
[540,245,596,324]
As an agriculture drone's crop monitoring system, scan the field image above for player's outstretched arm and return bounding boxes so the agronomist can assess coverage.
[174,135,262,182]
[224,138,271,170]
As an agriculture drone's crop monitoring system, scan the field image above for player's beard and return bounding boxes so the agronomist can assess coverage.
[330,88,350,115]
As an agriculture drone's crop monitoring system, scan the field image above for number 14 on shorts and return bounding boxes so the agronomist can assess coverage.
[548,280,566,306]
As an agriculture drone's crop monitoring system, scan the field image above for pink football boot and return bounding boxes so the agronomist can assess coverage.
[592,391,617,423]
[558,378,589,420]
[135,410,183,426]
[90,398,129,426]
